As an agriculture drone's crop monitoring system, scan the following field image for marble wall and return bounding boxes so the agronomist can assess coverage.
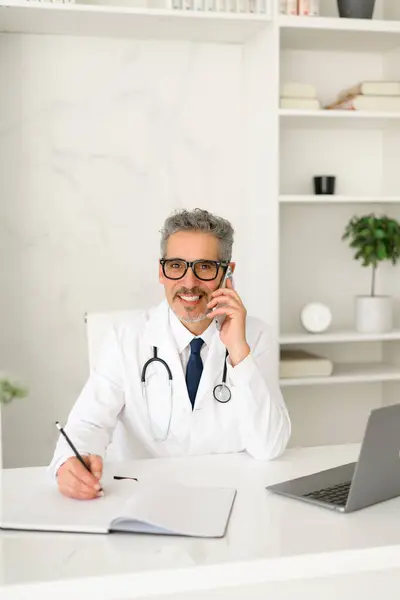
[0,33,245,467]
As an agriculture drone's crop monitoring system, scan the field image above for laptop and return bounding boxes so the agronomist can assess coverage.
[266,404,400,513]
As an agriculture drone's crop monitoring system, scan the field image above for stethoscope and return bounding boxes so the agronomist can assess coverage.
[141,346,231,443]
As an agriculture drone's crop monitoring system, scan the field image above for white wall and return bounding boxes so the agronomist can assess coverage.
[0,33,255,467]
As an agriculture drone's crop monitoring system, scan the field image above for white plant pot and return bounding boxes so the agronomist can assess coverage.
[355,295,393,333]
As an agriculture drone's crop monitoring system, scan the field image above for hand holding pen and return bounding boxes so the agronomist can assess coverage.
[55,422,138,500]
[55,422,104,500]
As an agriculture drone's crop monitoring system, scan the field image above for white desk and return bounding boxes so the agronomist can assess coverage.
[2,444,400,600]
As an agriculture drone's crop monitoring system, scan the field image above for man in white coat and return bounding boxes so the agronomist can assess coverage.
[51,208,291,499]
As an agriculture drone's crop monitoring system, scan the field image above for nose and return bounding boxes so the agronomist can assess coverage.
[182,265,200,288]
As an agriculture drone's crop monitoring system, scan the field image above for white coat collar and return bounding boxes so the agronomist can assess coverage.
[143,300,227,409]
[143,300,173,348]
[144,300,217,349]
[168,308,216,354]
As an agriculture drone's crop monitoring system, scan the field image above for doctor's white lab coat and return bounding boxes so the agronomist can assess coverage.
[49,301,291,477]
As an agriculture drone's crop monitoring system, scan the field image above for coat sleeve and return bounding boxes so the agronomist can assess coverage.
[48,326,125,479]
[226,320,291,460]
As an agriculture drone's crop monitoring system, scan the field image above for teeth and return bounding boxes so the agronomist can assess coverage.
[180,295,200,301]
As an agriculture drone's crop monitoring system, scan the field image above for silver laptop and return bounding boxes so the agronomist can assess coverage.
[267,404,400,513]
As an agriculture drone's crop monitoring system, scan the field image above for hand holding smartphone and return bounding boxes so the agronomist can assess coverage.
[215,266,233,331]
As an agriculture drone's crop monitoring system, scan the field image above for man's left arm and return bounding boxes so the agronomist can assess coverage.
[226,327,291,460]
[208,279,291,460]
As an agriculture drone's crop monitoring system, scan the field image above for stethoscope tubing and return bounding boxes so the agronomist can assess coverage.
[141,346,231,440]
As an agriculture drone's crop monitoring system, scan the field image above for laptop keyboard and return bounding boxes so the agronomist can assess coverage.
[303,481,351,506]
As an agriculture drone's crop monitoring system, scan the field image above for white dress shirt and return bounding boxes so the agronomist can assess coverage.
[168,309,216,374]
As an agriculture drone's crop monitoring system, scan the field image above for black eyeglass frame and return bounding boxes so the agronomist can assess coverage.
[159,258,230,281]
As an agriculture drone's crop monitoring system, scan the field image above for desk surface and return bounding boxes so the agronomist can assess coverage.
[2,444,400,600]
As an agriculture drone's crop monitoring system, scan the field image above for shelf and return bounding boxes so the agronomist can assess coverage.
[279,109,400,129]
[0,1,270,42]
[280,329,400,345]
[279,195,400,204]
[280,15,400,53]
[280,362,400,387]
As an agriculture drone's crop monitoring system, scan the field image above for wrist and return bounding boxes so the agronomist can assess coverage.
[227,342,250,367]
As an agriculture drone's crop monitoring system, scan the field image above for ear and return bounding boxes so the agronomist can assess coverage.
[229,262,236,274]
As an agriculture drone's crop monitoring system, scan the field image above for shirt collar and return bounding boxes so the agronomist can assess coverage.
[168,307,217,354]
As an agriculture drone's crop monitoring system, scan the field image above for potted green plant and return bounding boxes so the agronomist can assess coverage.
[0,377,27,468]
[0,378,27,404]
[342,213,400,333]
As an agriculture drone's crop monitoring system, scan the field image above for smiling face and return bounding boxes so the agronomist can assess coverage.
[159,231,228,334]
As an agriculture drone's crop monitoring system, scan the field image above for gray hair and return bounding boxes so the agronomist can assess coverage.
[160,208,234,262]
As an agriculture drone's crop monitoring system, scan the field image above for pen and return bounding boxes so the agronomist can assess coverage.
[55,421,103,492]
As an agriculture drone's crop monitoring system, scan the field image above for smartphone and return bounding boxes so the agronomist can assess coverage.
[215,266,233,331]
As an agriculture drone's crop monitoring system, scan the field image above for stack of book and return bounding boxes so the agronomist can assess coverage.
[280,0,319,16]
[280,82,321,110]
[279,349,333,379]
[326,81,400,112]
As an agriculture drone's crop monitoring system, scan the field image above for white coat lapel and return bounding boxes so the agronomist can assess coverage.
[142,301,191,414]
[143,301,173,349]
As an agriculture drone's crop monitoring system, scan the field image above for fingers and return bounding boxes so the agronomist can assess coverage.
[87,454,103,480]
[211,287,244,307]
[68,456,102,489]
[59,475,103,500]
[207,295,243,312]
[212,286,238,298]
[60,486,102,500]
[209,307,236,320]
[57,457,103,500]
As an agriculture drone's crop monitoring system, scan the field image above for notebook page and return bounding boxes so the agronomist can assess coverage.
[111,482,236,537]
[1,477,137,534]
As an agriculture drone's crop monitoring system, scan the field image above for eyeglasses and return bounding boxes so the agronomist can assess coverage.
[160,258,229,281]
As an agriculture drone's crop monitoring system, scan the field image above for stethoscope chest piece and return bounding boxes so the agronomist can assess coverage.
[213,348,230,403]
[213,382,231,403]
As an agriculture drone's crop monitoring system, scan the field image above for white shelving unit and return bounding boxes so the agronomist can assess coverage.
[0,0,271,42]
[278,1,400,446]
[280,195,400,204]
[280,362,400,387]
[279,109,400,129]
[280,329,400,345]
[280,14,400,52]
[280,329,400,387]
[280,330,400,388]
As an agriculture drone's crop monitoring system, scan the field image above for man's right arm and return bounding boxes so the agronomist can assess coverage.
[48,326,125,487]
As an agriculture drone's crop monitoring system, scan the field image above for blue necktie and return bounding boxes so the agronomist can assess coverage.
[186,338,204,409]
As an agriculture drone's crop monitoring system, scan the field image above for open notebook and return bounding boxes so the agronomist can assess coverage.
[0,477,236,538]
